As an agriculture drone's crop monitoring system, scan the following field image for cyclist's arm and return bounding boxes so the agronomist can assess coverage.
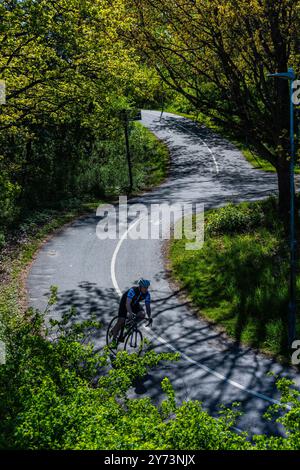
[145,303,151,318]
[126,288,136,315]
[145,291,151,318]
[126,297,133,315]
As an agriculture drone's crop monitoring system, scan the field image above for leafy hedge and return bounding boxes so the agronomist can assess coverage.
[205,198,280,236]
[1,286,300,449]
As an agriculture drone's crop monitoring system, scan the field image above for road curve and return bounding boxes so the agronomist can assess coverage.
[27,111,300,436]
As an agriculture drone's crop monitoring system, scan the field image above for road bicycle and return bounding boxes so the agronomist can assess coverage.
[106,314,152,355]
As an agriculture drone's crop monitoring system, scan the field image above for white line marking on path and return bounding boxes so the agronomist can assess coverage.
[111,217,142,297]
[110,212,282,408]
[142,328,281,406]
[175,120,220,175]
[144,110,220,175]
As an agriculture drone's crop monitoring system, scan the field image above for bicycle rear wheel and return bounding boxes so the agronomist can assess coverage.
[106,316,120,349]
[124,329,143,355]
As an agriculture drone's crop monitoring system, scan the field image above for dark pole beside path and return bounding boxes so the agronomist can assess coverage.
[123,111,133,194]
[288,75,297,347]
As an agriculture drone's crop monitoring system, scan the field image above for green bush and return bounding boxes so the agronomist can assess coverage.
[93,123,168,196]
[205,202,267,236]
[167,92,197,115]
[1,286,300,449]
[0,120,168,237]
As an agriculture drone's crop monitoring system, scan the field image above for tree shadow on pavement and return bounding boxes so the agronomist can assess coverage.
[42,280,299,437]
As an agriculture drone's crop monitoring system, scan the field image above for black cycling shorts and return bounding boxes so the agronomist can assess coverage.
[118,291,142,318]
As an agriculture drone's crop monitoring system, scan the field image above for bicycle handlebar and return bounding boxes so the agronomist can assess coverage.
[127,314,153,328]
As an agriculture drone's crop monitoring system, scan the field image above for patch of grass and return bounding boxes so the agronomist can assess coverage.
[131,122,170,190]
[0,125,169,335]
[169,198,300,360]
[0,199,103,335]
[92,123,170,197]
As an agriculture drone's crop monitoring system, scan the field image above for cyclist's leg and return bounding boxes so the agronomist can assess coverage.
[135,305,146,321]
[111,317,125,340]
[111,300,127,340]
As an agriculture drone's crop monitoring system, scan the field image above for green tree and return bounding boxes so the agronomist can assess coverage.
[128,0,300,221]
[0,0,160,224]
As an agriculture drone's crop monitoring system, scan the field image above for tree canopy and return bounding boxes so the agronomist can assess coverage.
[0,0,160,230]
[127,0,300,215]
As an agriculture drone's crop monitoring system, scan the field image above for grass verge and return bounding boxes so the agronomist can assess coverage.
[0,125,169,333]
[168,197,300,361]
[0,200,102,334]
[131,122,170,190]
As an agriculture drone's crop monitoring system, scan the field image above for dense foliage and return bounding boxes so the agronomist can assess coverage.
[1,0,300,452]
[0,287,299,449]
[2,0,300,226]
[0,0,162,241]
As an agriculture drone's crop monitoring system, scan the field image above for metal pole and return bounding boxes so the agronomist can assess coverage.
[123,111,133,194]
[288,76,297,347]
[267,69,297,347]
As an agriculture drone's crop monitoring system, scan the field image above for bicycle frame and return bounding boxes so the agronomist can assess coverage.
[123,317,139,341]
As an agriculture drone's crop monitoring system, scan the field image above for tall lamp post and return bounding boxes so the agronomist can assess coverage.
[119,108,142,195]
[268,68,297,347]
[121,110,133,194]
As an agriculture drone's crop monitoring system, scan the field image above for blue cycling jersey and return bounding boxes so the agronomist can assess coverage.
[127,287,151,305]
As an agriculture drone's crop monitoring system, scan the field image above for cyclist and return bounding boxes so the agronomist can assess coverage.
[110,278,152,345]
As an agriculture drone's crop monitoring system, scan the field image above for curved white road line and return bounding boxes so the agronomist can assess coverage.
[148,110,220,175]
[110,214,282,408]
[200,137,220,175]
[110,217,142,297]
[175,121,220,175]
[143,328,281,406]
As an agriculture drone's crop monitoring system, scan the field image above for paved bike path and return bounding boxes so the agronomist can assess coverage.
[27,111,300,436]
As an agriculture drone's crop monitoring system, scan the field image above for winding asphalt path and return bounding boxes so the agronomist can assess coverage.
[27,111,300,437]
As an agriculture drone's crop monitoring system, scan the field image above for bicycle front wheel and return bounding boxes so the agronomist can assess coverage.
[124,329,143,355]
